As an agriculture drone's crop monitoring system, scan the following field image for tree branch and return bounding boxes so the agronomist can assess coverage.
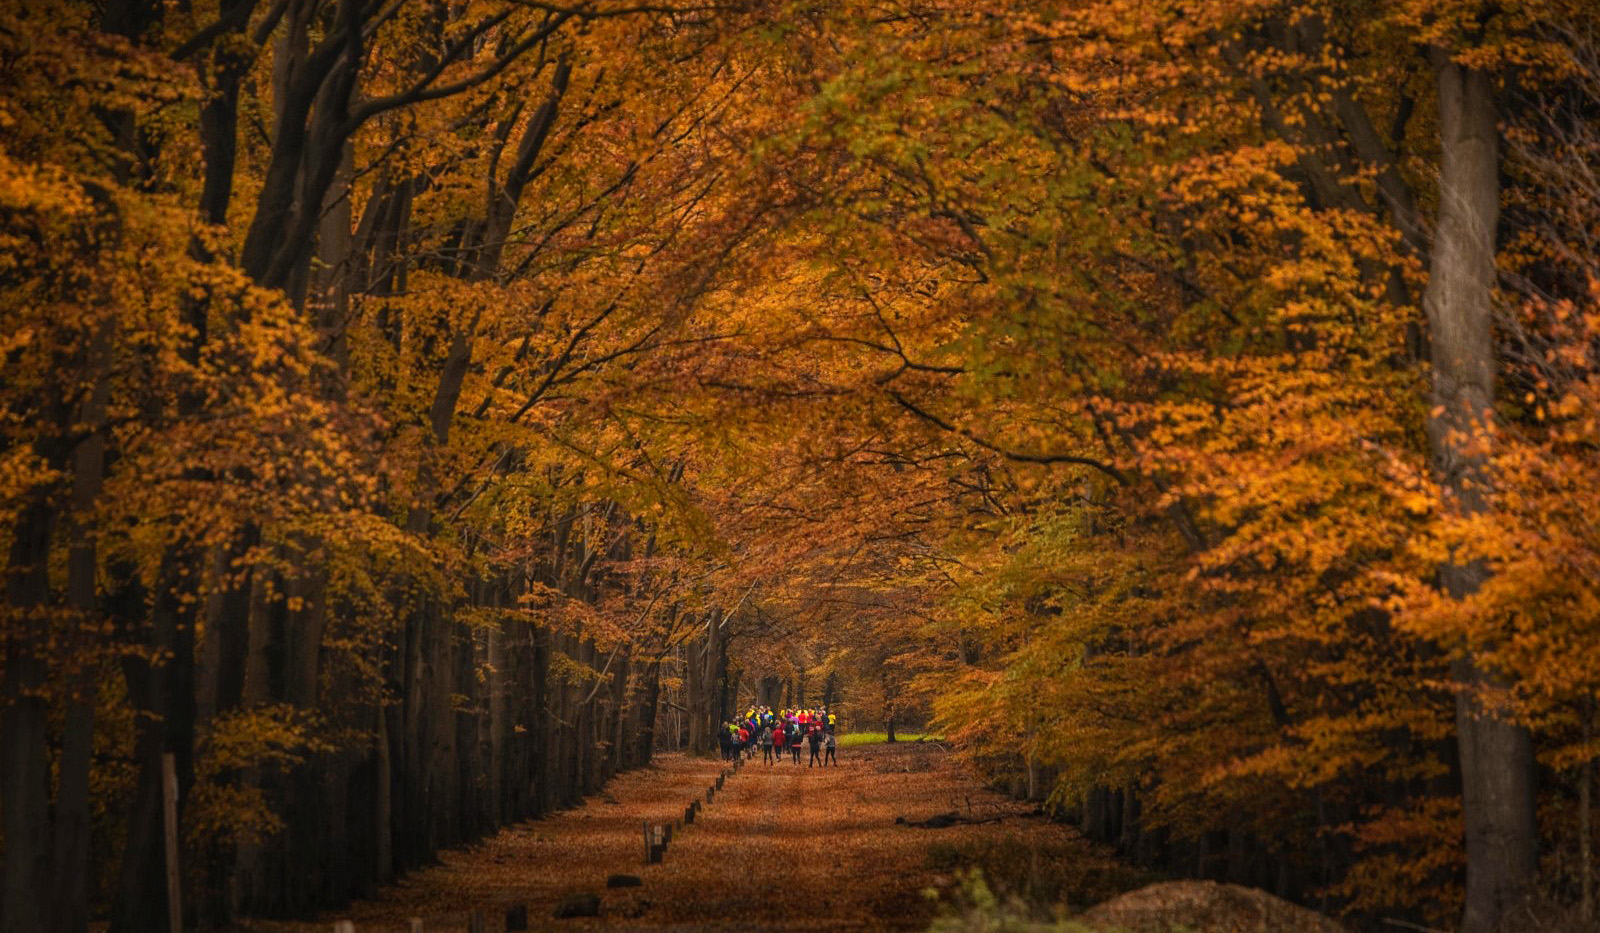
[885,390,1129,485]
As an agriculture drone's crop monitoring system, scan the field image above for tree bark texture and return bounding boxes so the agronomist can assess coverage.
[1422,53,1539,933]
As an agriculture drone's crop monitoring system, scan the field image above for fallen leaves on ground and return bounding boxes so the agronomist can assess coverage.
[242,744,1141,932]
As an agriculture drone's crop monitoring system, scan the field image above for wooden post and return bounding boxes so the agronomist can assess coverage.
[162,752,182,933]
[333,923,355,933]
[467,910,485,933]
[642,820,651,863]
[408,919,424,933]
[505,905,528,932]
[684,803,695,824]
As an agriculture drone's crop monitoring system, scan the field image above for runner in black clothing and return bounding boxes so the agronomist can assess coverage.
[807,729,822,767]
[823,732,837,766]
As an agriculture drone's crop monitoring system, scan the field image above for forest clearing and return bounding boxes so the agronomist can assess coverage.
[6,0,1600,931]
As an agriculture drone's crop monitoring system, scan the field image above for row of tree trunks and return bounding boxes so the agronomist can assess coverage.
[211,582,654,921]
[1064,781,1312,903]
[0,4,689,931]
[682,610,729,754]
[183,26,653,919]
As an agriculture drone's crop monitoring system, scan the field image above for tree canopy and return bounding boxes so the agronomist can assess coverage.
[3,1,1600,931]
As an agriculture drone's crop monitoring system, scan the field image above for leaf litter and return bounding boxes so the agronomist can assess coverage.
[241,744,1144,932]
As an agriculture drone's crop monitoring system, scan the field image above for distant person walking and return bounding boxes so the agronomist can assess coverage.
[823,731,837,766]
[807,728,822,767]
[761,726,774,764]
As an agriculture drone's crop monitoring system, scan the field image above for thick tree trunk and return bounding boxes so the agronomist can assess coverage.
[112,547,200,933]
[374,695,394,884]
[577,638,596,794]
[637,659,662,762]
[1422,52,1538,933]
[609,645,631,774]
[533,624,555,813]
[715,651,734,727]
[686,622,714,755]
[2,500,55,933]
[487,616,507,825]
[51,357,110,933]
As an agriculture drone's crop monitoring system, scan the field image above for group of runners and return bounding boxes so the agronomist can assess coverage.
[720,706,840,767]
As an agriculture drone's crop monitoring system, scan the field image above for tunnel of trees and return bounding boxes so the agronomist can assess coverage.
[3,0,1600,931]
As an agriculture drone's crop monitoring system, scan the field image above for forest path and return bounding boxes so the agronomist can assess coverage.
[244,744,1139,933]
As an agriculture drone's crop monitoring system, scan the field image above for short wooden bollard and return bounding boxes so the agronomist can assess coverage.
[467,910,486,933]
[716,774,725,790]
[684,803,695,824]
[408,918,424,933]
[644,822,666,863]
[333,922,354,933]
[705,786,714,804]
[506,904,528,932]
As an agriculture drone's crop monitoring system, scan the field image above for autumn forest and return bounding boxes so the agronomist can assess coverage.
[3,0,1600,930]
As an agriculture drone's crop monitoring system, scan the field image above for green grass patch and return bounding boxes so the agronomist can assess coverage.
[836,731,942,747]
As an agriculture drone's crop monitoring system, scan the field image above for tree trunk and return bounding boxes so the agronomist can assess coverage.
[487,617,507,825]
[637,659,662,762]
[112,546,200,933]
[1582,696,1594,923]
[51,353,110,933]
[374,698,394,884]
[685,613,722,755]
[1422,52,1538,933]
[2,499,55,933]
[759,675,781,708]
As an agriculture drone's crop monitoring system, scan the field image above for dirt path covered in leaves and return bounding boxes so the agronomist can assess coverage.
[244,744,1144,932]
